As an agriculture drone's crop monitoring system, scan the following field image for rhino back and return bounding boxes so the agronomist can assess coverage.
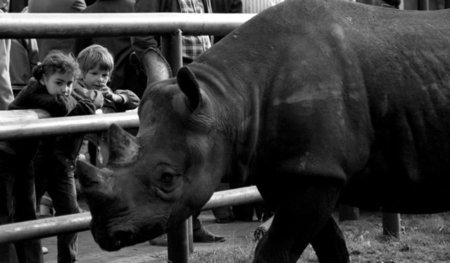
[340,5,450,212]
[193,0,450,211]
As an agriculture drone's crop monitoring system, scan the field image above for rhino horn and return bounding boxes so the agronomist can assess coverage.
[107,123,139,166]
[177,66,201,111]
[76,159,104,188]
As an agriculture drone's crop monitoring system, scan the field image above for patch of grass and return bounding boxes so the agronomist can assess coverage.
[339,212,450,263]
[189,236,255,263]
[186,212,450,263]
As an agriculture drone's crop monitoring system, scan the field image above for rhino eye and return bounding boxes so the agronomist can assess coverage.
[160,172,174,184]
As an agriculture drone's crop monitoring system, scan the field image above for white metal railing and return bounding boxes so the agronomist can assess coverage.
[0,13,254,38]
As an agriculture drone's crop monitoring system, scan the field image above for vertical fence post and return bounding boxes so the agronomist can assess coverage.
[445,0,450,8]
[161,29,183,74]
[187,217,194,253]
[418,0,429,10]
[382,212,401,238]
[161,29,191,263]
[167,220,190,263]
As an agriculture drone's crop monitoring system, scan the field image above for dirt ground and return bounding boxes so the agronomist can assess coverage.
[41,202,450,263]
[41,211,261,263]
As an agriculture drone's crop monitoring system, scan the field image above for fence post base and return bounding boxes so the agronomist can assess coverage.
[168,219,190,263]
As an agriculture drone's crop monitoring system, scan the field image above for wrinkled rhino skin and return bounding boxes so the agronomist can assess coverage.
[77,0,450,262]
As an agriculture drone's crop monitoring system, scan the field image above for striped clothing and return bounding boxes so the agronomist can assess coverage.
[178,0,212,60]
[243,0,284,13]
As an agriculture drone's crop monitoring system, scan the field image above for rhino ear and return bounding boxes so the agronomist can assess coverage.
[177,67,201,111]
[107,123,139,166]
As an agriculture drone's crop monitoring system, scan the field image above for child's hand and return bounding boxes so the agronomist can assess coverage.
[101,87,124,104]
[64,85,73,97]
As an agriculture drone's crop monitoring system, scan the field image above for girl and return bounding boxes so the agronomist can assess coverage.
[0,50,100,263]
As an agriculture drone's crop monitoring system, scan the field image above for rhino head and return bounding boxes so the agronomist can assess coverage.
[77,67,230,251]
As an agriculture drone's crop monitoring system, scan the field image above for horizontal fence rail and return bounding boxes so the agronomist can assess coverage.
[0,13,259,261]
[0,13,255,38]
[0,110,139,140]
[0,186,262,244]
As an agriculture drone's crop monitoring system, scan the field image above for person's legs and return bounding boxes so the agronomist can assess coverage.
[0,157,19,263]
[47,166,80,263]
[13,163,43,263]
[33,149,51,218]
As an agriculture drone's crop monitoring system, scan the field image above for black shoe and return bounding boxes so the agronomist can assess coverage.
[193,228,226,243]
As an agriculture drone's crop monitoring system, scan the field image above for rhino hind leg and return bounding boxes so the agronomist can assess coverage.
[252,181,344,263]
[310,216,349,263]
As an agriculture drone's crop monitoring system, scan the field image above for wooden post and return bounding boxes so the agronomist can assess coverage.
[427,0,438,9]
[445,0,450,8]
[187,217,194,253]
[403,0,418,9]
[418,0,429,10]
[382,212,401,238]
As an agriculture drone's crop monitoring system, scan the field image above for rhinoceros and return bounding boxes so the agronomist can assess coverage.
[77,0,450,262]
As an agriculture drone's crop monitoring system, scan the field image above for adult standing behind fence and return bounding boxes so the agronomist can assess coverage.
[0,0,13,110]
[9,38,39,95]
[9,6,40,96]
[28,0,87,61]
[75,0,148,98]
[242,0,284,13]
[210,0,242,43]
[132,0,225,244]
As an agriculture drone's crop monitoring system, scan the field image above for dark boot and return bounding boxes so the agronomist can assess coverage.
[213,206,235,224]
[193,227,225,243]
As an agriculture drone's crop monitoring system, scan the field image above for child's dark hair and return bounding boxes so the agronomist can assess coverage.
[32,50,80,80]
[77,44,114,73]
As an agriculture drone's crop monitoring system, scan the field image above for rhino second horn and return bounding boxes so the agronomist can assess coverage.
[77,159,102,187]
[107,123,139,166]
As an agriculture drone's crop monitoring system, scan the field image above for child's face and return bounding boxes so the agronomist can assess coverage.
[41,71,74,96]
[82,65,111,90]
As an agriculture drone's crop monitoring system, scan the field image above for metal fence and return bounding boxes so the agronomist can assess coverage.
[0,185,262,244]
[0,12,256,263]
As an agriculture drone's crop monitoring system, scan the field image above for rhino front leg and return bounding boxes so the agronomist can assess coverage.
[252,181,345,263]
[310,216,349,263]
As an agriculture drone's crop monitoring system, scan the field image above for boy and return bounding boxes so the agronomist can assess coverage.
[75,44,139,166]
[76,44,139,114]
